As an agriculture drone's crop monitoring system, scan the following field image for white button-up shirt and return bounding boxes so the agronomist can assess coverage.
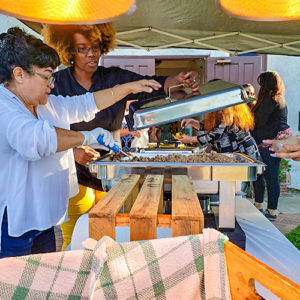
[0,86,98,248]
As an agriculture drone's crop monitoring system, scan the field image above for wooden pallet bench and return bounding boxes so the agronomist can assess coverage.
[87,175,300,299]
[89,174,204,241]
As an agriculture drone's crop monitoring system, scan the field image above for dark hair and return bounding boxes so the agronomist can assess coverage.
[0,27,60,84]
[256,71,285,107]
[242,83,252,89]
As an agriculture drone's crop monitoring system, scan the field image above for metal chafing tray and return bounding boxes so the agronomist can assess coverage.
[89,152,264,190]
[89,152,264,230]
[126,80,255,131]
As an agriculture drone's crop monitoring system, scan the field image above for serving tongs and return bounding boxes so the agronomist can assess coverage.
[97,135,133,161]
[179,126,185,135]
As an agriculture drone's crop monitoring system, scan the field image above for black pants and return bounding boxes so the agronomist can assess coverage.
[252,147,281,210]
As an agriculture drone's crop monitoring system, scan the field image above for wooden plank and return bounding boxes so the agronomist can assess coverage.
[130,174,164,241]
[89,174,140,240]
[171,175,204,237]
[157,214,171,228]
[115,213,171,228]
[225,241,300,300]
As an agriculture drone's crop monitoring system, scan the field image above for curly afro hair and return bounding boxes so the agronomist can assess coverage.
[41,23,116,67]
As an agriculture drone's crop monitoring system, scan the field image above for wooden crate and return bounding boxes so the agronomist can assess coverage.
[89,174,204,241]
[225,241,300,299]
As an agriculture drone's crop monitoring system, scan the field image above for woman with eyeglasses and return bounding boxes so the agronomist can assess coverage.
[41,23,201,250]
[0,27,161,258]
[251,71,292,221]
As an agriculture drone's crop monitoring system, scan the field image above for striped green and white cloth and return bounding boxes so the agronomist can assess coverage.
[0,229,231,300]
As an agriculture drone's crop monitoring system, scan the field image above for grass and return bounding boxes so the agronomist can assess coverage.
[285,225,300,250]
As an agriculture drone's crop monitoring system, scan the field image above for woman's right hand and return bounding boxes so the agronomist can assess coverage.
[128,79,162,94]
[181,118,200,130]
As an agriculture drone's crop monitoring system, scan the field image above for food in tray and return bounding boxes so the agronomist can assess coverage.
[147,143,157,148]
[110,151,244,163]
[146,143,186,149]
[159,143,177,148]
[174,132,186,139]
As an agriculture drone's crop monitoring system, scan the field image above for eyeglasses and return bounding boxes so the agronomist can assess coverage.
[31,71,55,86]
[75,45,102,54]
[246,91,255,97]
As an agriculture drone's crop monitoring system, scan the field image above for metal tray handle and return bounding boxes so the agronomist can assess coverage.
[166,83,185,102]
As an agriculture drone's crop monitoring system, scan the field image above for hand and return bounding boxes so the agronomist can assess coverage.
[277,133,290,140]
[74,147,100,165]
[80,127,115,150]
[271,144,300,161]
[128,79,162,94]
[181,118,200,130]
[174,134,197,144]
[177,71,200,91]
[264,139,300,161]
[132,130,142,138]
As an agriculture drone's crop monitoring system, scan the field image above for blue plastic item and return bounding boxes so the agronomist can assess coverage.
[97,135,120,153]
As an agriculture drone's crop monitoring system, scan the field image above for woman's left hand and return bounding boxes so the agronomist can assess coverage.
[177,71,200,91]
[129,79,162,94]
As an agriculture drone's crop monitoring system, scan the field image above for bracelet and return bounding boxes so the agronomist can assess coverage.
[110,87,116,103]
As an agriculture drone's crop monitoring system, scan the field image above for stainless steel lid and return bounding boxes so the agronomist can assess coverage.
[126,80,255,131]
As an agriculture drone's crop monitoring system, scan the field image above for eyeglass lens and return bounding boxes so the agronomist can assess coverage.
[48,76,55,85]
[76,45,101,54]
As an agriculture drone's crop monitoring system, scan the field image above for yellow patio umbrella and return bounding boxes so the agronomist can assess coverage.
[218,0,300,21]
[0,0,136,24]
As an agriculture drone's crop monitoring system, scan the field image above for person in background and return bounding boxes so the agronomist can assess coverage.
[241,83,257,196]
[0,27,161,258]
[174,104,261,161]
[242,83,257,108]
[251,71,292,221]
[120,100,148,152]
[41,23,200,250]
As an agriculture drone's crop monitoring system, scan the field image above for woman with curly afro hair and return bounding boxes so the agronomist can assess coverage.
[42,23,116,68]
[42,23,201,250]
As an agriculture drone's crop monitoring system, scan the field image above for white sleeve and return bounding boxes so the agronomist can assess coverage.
[49,93,98,124]
[4,108,57,161]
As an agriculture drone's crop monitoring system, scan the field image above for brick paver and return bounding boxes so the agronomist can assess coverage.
[272,213,300,235]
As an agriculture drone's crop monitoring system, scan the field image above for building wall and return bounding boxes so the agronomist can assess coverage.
[268,55,300,189]
[0,14,40,37]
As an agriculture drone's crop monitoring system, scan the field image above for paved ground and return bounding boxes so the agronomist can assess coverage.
[55,188,300,251]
